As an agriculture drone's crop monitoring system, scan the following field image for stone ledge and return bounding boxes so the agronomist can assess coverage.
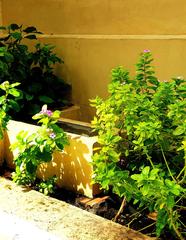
[0,178,155,240]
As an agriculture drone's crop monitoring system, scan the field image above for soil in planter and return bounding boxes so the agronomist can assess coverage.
[51,188,182,240]
[0,166,184,240]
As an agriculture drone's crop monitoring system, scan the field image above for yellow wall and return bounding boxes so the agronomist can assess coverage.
[2,0,186,121]
[0,0,2,25]
[0,138,4,166]
[3,120,98,198]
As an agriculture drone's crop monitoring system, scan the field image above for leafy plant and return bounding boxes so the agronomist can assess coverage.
[11,105,69,186]
[0,23,71,120]
[37,176,57,196]
[91,50,186,239]
[0,81,21,139]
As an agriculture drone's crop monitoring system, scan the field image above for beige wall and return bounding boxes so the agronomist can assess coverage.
[0,0,2,25]
[3,120,98,197]
[2,0,186,121]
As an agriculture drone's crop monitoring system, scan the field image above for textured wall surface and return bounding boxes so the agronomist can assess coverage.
[2,0,186,121]
[0,0,2,26]
[4,120,98,198]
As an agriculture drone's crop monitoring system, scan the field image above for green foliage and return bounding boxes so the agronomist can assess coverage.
[37,176,57,195]
[0,23,71,120]
[11,105,69,186]
[0,81,21,138]
[91,50,186,239]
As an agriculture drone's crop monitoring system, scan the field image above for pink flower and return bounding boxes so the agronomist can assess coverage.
[40,109,53,117]
[46,110,52,116]
[143,49,150,53]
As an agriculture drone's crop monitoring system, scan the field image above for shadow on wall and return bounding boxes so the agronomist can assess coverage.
[3,120,99,197]
[37,135,93,196]
[4,131,14,168]
[0,137,5,166]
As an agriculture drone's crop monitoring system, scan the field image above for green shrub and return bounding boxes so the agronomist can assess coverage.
[91,50,186,239]
[37,176,57,196]
[0,81,21,139]
[0,23,71,120]
[11,105,69,186]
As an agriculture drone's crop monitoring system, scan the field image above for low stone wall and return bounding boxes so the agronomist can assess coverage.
[1,120,98,198]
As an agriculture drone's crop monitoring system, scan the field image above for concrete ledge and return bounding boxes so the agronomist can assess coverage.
[0,211,62,240]
[3,120,99,198]
[0,177,154,240]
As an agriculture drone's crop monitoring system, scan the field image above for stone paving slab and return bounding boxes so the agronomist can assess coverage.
[0,211,62,240]
[0,177,155,240]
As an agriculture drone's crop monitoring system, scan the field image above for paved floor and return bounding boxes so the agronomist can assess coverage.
[0,177,154,240]
[0,211,62,240]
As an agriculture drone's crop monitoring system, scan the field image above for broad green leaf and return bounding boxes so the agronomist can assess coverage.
[156,209,168,237]
[11,82,21,87]
[131,174,142,181]
[0,26,6,30]
[10,32,22,40]
[23,26,37,33]
[24,34,37,40]
[8,23,20,30]
[142,166,150,176]
[173,126,185,136]
[9,88,20,97]
[166,195,175,209]
[39,95,54,103]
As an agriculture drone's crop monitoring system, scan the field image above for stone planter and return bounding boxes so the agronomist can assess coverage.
[0,137,4,167]
[2,119,99,198]
[60,105,80,120]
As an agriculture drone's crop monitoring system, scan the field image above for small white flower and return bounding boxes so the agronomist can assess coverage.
[177,76,184,80]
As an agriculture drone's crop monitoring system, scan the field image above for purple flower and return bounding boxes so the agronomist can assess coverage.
[40,109,53,117]
[46,110,52,116]
[143,49,150,53]
[49,132,56,139]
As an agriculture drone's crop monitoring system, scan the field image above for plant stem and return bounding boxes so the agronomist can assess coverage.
[177,166,185,181]
[112,197,126,222]
[160,146,176,182]
[138,222,156,232]
[145,152,154,168]
[171,221,184,240]
[169,210,184,240]
[178,156,186,184]
[178,219,186,228]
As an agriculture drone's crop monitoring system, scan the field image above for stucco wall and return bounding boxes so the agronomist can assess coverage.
[0,0,2,26]
[2,0,186,121]
[3,120,98,198]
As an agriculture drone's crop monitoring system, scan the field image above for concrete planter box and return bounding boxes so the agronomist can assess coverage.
[0,178,154,240]
[60,105,80,120]
[0,138,4,166]
[1,119,99,198]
